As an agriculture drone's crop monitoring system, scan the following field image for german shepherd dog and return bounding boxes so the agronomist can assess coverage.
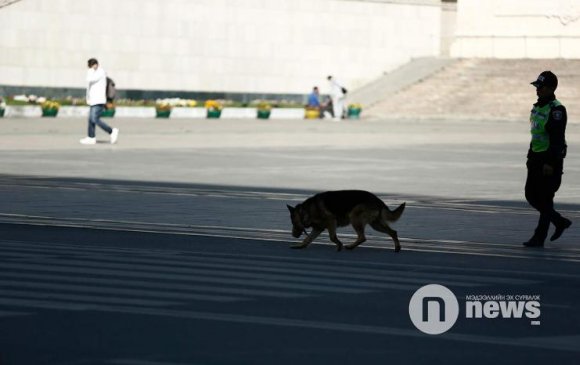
[287,190,406,252]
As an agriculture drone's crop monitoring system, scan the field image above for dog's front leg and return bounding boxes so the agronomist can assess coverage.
[291,228,323,249]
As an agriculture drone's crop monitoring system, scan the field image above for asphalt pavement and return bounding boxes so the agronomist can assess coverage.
[0,117,579,364]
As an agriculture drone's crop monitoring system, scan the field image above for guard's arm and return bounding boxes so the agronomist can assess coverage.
[545,105,568,164]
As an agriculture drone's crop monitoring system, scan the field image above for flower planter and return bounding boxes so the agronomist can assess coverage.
[207,109,222,119]
[156,109,171,118]
[42,108,59,117]
[101,108,116,118]
[304,109,320,119]
[347,108,362,119]
[257,110,271,119]
[0,109,5,118]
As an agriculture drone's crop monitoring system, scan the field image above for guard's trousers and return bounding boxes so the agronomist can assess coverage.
[525,161,565,240]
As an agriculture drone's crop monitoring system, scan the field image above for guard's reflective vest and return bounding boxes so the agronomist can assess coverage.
[530,99,561,153]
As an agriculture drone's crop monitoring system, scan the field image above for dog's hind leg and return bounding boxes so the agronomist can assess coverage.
[291,228,323,249]
[370,221,401,253]
[345,222,366,250]
[327,221,344,251]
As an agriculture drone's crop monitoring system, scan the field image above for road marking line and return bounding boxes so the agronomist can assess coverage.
[0,280,244,303]
[60,254,486,288]
[4,218,580,263]
[18,257,420,292]
[0,289,179,307]
[0,272,307,299]
[91,253,537,285]
[2,214,580,261]
[3,238,580,279]
[0,310,32,317]
[2,179,579,218]
[0,262,371,294]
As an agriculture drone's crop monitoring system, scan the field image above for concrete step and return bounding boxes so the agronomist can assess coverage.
[348,57,457,109]
[366,58,580,121]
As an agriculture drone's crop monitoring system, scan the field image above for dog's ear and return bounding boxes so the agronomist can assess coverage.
[287,205,295,214]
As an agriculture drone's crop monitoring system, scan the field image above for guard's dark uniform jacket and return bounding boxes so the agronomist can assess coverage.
[527,94,567,172]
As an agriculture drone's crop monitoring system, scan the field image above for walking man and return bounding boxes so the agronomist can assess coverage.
[80,58,119,145]
[327,75,346,121]
[524,71,571,247]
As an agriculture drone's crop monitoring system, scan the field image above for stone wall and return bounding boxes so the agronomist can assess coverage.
[0,0,441,95]
[451,0,580,58]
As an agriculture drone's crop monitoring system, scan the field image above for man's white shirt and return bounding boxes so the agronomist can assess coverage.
[86,67,107,106]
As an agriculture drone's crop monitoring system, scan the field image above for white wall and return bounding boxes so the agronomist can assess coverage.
[439,1,457,56]
[451,0,580,58]
[0,0,441,94]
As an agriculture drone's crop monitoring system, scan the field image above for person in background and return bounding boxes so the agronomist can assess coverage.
[524,71,571,247]
[80,58,119,145]
[307,86,321,108]
[307,86,323,118]
[321,95,334,119]
[327,75,346,121]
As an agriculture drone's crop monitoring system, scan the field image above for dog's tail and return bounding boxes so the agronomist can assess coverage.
[382,202,406,222]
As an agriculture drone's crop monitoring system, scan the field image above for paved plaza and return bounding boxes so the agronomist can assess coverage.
[0,117,579,364]
[2,116,580,201]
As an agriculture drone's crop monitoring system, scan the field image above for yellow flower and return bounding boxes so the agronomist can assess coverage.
[155,102,172,111]
[41,101,60,110]
[348,103,362,110]
[257,101,272,111]
[204,100,223,111]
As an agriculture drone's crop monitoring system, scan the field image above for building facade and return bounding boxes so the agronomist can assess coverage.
[451,0,580,58]
[0,0,441,97]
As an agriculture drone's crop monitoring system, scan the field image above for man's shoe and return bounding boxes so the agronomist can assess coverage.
[551,218,572,241]
[523,236,544,248]
[110,128,119,144]
[80,137,96,145]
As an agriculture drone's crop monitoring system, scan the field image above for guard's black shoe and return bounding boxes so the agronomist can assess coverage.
[551,218,572,241]
[523,237,544,248]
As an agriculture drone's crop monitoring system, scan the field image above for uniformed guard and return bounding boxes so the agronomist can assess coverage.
[524,71,572,247]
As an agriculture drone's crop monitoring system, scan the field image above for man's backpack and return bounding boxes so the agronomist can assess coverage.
[106,77,116,102]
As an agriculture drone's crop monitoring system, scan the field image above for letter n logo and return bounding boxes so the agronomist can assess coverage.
[423,297,446,322]
[409,284,459,335]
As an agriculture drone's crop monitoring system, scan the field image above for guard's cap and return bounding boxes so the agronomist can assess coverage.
[531,71,558,89]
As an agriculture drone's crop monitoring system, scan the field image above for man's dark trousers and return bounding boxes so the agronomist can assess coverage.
[525,160,565,240]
